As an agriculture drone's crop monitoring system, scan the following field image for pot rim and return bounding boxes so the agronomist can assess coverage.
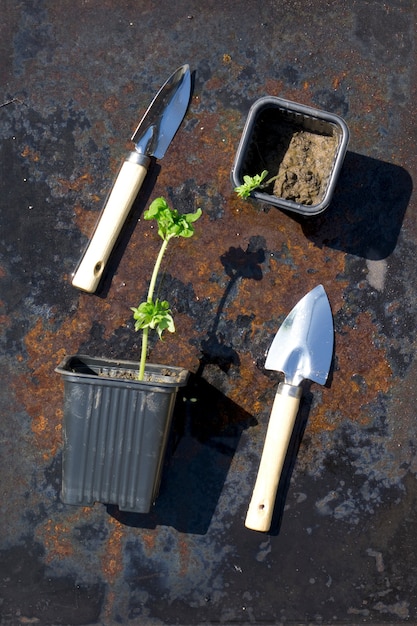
[55,353,189,390]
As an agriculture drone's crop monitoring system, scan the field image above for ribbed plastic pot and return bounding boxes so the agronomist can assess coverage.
[55,354,189,513]
[231,96,349,216]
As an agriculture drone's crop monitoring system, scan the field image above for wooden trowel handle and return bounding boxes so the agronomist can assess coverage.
[72,152,151,293]
[245,383,302,532]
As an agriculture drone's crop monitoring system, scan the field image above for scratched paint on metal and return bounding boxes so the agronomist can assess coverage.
[1,0,417,623]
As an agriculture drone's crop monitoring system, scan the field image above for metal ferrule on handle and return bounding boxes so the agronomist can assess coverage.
[245,382,302,532]
[71,151,151,293]
[278,382,303,399]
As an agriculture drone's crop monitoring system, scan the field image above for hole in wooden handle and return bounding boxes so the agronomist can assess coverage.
[94,262,103,276]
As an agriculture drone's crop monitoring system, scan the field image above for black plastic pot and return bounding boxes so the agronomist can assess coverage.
[55,354,189,513]
[231,96,349,216]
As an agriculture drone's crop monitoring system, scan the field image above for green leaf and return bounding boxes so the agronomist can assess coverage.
[234,170,269,199]
[131,299,175,339]
[144,197,202,240]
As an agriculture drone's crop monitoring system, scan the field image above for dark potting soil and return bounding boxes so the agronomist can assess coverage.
[98,367,182,384]
[271,128,338,205]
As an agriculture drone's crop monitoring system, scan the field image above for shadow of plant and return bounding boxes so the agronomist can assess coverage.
[197,242,265,375]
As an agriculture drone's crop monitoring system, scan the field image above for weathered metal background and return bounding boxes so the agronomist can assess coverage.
[1,0,416,623]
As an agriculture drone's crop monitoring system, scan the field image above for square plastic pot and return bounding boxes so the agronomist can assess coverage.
[55,354,189,513]
[231,96,349,216]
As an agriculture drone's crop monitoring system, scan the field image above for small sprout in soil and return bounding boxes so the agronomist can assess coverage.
[131,196,202,381]
[234,170,279,199]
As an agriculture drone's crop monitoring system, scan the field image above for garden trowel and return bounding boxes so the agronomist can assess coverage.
[245,284,333,532]
[72,64,191,293]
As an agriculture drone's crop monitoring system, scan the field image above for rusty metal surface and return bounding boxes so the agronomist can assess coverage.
[1,0,416,623]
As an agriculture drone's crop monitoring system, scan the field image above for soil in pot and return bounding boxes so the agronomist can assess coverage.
[65,356,187,385]
[99,366,184,384]
[246,110,339,206]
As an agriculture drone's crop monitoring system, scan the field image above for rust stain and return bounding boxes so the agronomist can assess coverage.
[74,203,101,237]
[229,351,269,417]
[310,311,393,433]
[57,172,93,194]
[204,75,226,92]
[141,532,157,556]
[0,313,10,327]
[42,520,74,561]
[103,95,120,113]
[264,78,314,104]
[101,517,125,581]
[21,145,40,161]
[31,414,48,438]
[123,81,135,95]
[35,514,79,564]
[264,78,286,98]
[152,312,203,373]
[15,296,115,462]
[100,517,126,620]
[177,537,191,577]
[18,318,66,461]
[158,109,240,197]
[222,218,347,327]
[221,54,244,80]
[332,72,347,90]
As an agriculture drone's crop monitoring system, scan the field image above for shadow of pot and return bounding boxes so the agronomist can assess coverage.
[231,96,349,216]
[55,354,189,514]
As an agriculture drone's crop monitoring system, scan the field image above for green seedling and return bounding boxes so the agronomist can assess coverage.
[131,196,202,381]
[234,170,279,199]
